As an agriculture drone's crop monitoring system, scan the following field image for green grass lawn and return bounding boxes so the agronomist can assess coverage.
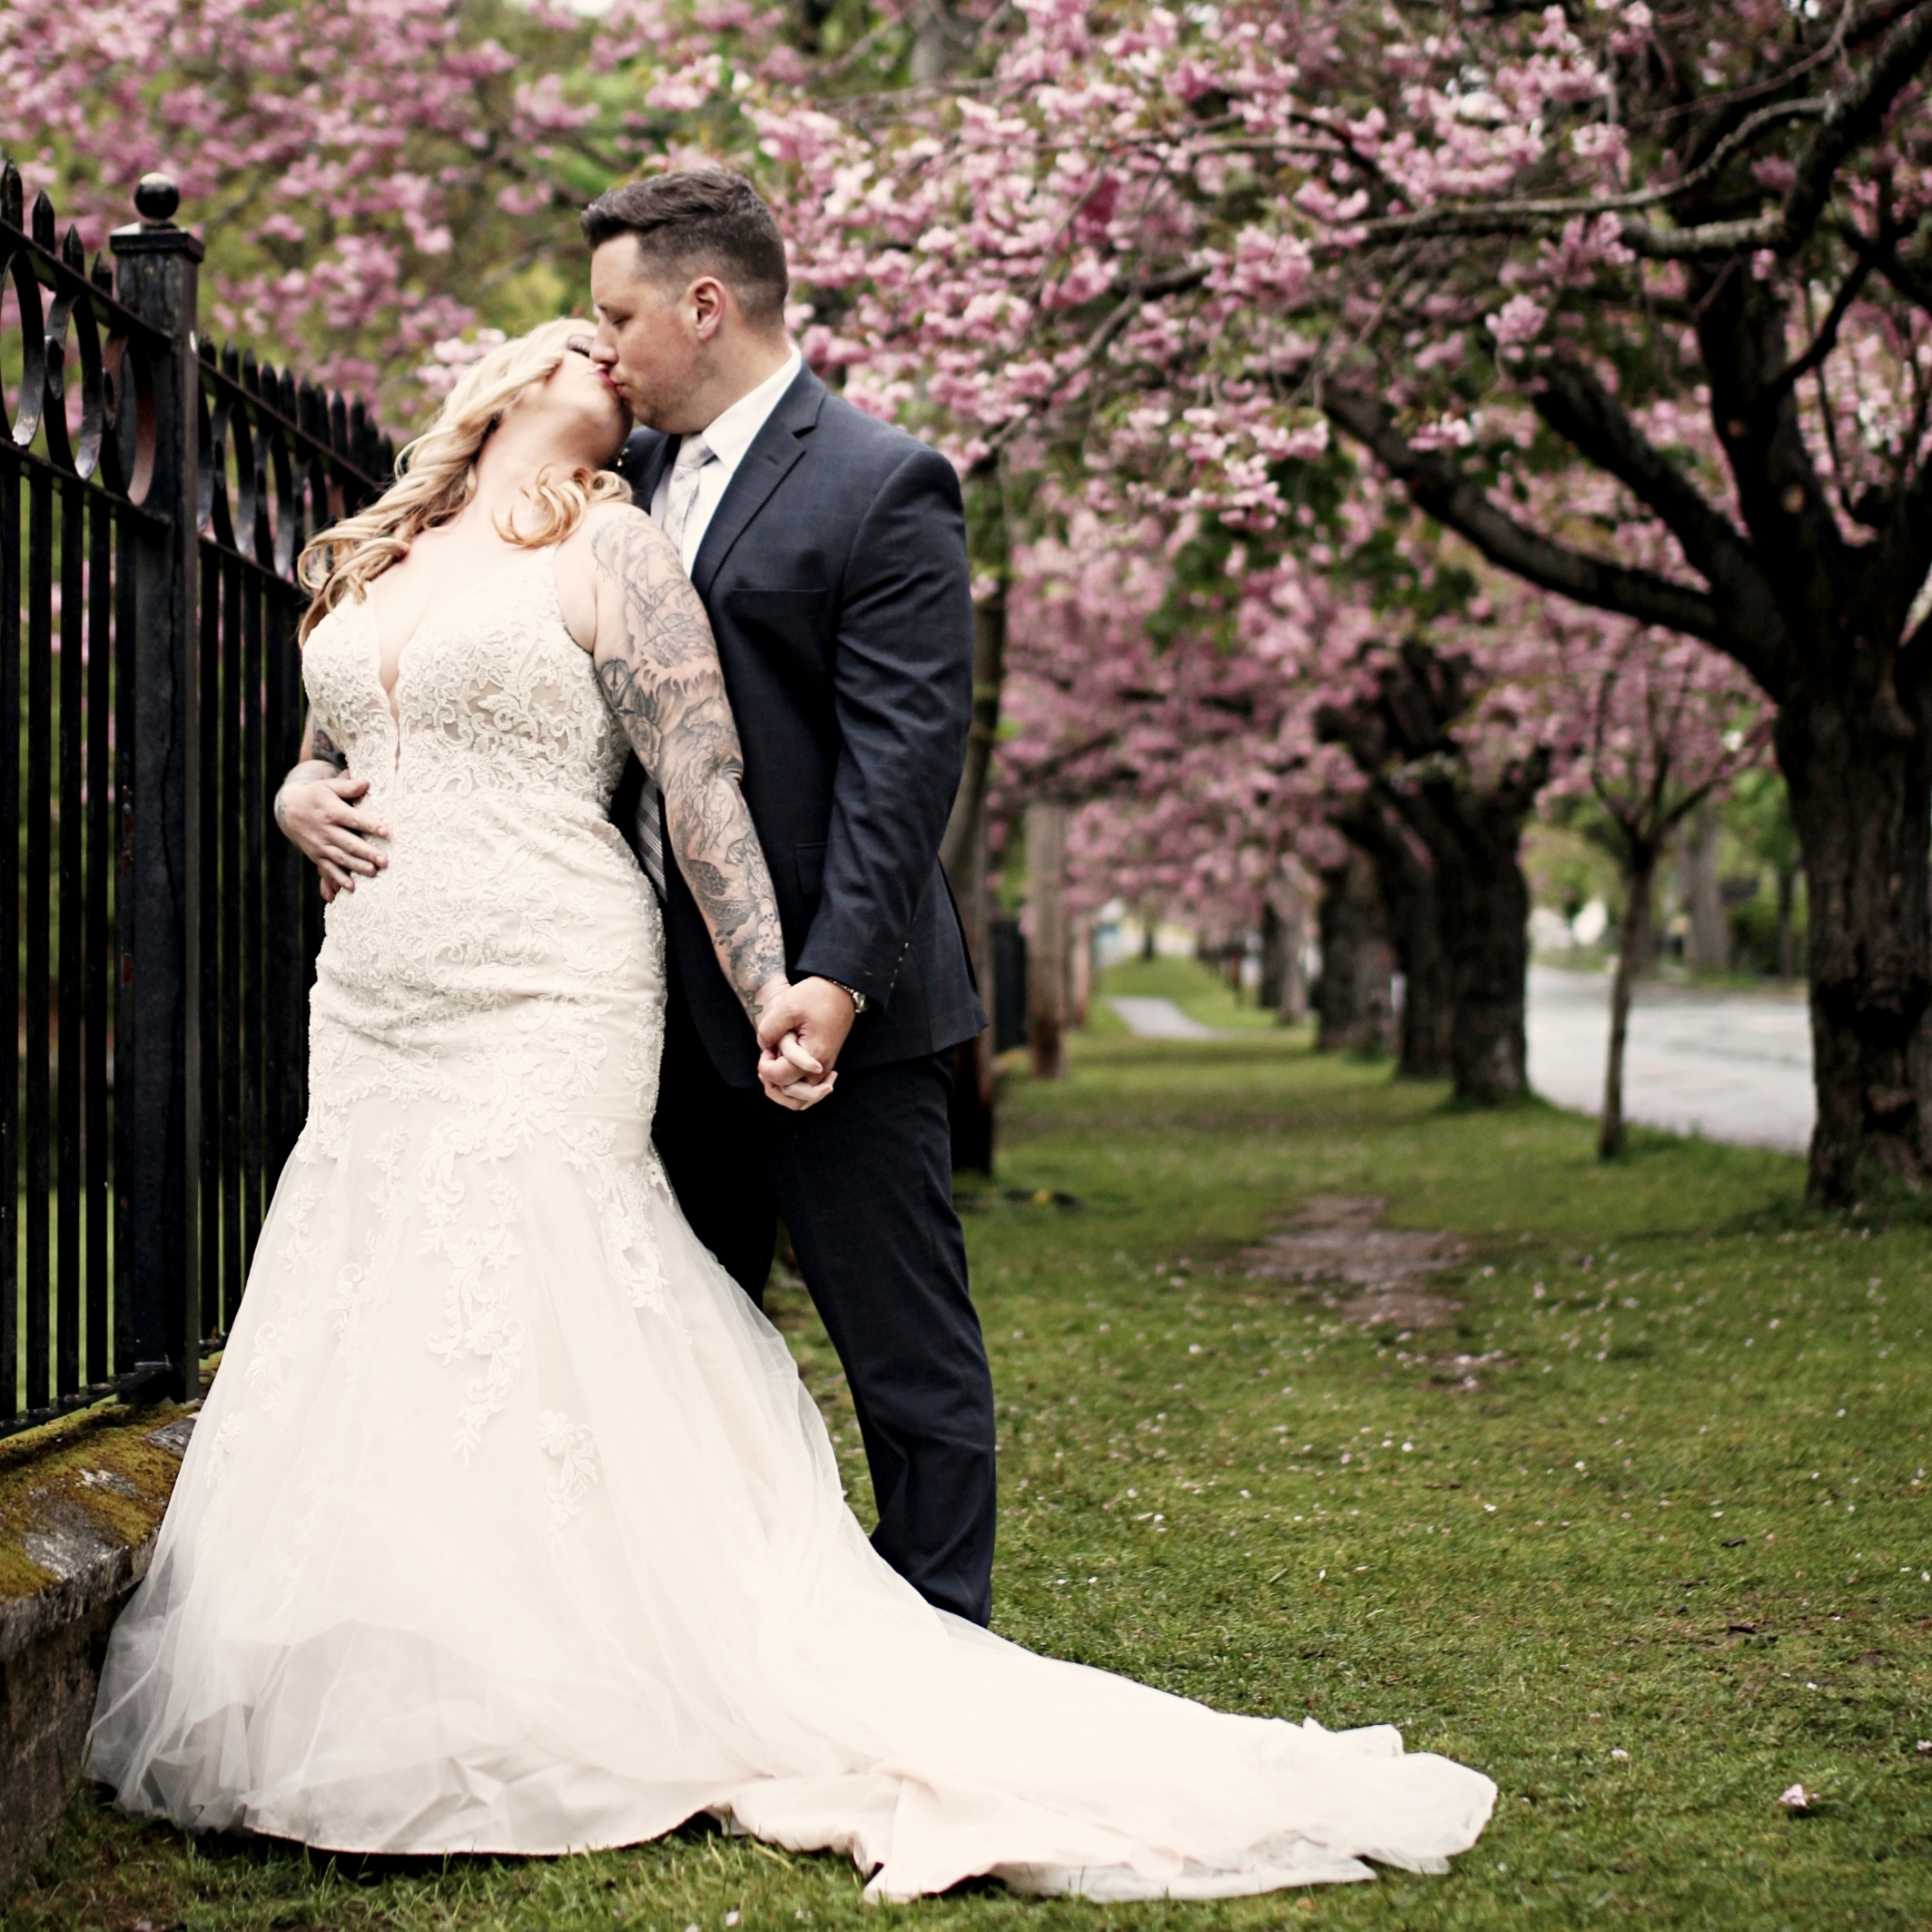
[9,1026,1930,1930]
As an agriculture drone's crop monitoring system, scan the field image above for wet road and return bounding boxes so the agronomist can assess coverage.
[1526,965,1812,1155]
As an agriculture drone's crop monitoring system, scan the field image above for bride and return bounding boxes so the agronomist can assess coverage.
[87,318,1495,1900]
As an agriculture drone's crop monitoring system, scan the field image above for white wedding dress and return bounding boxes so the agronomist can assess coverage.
[88,548,1495,1899]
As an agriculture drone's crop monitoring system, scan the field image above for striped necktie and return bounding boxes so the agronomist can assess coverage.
[633,434,716,899]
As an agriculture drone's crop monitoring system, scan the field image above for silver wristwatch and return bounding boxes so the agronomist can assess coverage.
[828,978,869,1015]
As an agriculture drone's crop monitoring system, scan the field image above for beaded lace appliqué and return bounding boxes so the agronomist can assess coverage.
[537,1410,600,1536]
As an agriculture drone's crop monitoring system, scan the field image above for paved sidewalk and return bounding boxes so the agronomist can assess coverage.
[1526,964,1812,1154]
[1108,995,1218,1040]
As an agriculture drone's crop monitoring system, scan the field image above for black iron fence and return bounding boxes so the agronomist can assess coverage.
[1,165,394,1440]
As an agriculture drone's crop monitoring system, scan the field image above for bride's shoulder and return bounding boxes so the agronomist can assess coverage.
[552,502,651,648]
[570,498,676,576]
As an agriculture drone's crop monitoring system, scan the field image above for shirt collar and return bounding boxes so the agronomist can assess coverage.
[696,346,802,478]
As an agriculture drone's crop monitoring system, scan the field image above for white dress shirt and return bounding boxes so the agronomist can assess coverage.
[649,346,802,574]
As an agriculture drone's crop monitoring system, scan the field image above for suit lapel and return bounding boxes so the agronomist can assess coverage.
[691,365,826,601]
[618,427,676,512]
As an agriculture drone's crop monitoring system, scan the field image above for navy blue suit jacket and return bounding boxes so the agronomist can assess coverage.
[614,363,987,1088]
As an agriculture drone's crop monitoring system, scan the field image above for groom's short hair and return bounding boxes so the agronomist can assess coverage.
[582,168,789,332]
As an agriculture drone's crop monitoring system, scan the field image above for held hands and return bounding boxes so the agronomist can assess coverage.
[753,976,858,1113]
[274,770,389,901]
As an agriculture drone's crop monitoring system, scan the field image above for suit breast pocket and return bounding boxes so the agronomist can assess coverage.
[794,842,826,898]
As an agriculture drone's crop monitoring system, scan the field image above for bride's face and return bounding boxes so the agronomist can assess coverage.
[522,331,631,465]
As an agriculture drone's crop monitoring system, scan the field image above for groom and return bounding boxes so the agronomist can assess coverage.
[583,168,998,1625]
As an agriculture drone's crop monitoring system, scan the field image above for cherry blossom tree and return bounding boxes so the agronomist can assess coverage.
[993,496,1356,957]
[0,0,616,416]
[1542,622,1771,1157]
[1266,0,1932,1202]
[1316,632,1557,1097]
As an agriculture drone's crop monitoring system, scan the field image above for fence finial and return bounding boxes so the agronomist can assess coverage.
[134,174,180,227]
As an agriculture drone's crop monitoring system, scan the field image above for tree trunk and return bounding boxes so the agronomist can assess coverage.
[1278,883,1309,1025]
[1600,851,1655,1160]
[1259,900,1286,1012]
[1429,797,1531,1102]
[1685,799,1730,974]
[938,571,1006,888]
[1317,641,1539,1100]
[1139,905,1158,961]
[944,784,995,1175]
[1780,689,1932,1204]
[1313,848,1394,1056]
[1695,252,1932,1205]
[910,0,961,81]
[1069,915,1093,1029]
[1775,863,1798,981]
[1351,810,1452,1080]
[939,476,1007,1172]
[1025,800,1071,1080]
[1398,915,1454,1080]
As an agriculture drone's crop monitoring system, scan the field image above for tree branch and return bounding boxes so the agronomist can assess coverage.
[1321,384,1734,648]
[1531,362,1783,679]
[1864,424,1932,644]
[1837,216,1932,315]
[1348,99,1826,247]
[1781,0,1932,248]
[1013,728,1126,793]
[1767,252,1878,396]
[1901,580,1932,665]
[1348,2,1932,263]
[1350,201,1783,264]
[1848,0,1932,47]
[967,265,1208,475]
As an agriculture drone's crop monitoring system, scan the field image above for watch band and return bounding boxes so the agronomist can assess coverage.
[828,978,869,1015]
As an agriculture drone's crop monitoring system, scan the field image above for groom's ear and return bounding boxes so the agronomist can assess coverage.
[685,273,732,343]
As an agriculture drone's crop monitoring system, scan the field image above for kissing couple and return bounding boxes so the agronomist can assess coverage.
[87,165,1495,1900]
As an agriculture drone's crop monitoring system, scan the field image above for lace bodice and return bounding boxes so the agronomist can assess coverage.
[302,546,631,811]
[278,536,670,1464]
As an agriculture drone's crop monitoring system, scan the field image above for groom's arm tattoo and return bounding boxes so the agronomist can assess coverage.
[307,713,349,774]
[590,512,788,1020]
[275,709,349,835]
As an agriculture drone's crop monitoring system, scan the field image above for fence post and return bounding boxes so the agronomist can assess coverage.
[110,176,202,1401]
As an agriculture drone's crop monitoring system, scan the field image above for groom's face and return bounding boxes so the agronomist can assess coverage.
[589,236,711,436]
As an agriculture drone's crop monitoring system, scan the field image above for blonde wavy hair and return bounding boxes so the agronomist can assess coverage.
[298,318,629,642]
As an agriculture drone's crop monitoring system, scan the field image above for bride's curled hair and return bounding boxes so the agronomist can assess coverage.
[298,318,629,643]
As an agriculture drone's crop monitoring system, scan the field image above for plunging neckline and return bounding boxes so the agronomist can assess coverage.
[358,547,554,726]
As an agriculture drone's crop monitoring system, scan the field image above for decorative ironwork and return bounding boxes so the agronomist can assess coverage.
[0,158,395,1440]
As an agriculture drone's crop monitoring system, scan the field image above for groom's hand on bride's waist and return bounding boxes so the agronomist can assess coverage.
[754,977,858,1111]
[274,769,389,902]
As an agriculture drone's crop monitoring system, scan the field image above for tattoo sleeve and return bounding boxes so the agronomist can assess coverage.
[274,709,349,836]
[590,512,788,1023]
